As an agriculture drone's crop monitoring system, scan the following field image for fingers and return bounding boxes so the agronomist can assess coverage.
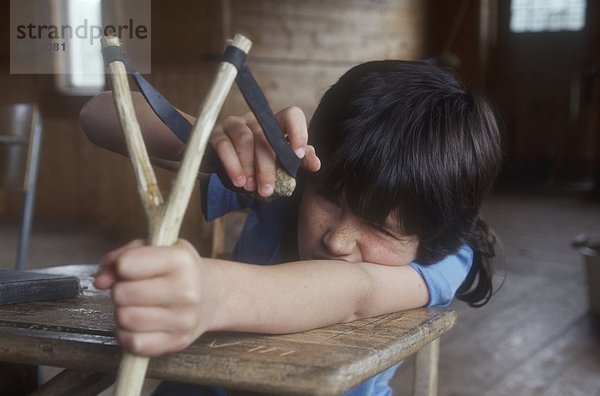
[114,245,191,281]
[211,116,257,191]
[116,329,193,357]
[115,306,198,339]
[276,106,309,157]
[96,239,199,290]
[254,132,277,197]
[94,239,145,289]
[112,274,200,307]
[211,107,321,198]
[273,107,321,174]
[99,240,207,355]
[302,145,321,173]
[115,306,175,332]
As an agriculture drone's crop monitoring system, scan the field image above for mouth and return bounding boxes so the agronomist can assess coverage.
[309,253,334,261]
[309,253,354,263]
[309,253,339,260]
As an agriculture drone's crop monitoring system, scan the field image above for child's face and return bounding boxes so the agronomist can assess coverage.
[297,182,419,266]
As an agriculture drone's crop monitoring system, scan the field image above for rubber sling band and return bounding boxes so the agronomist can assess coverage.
[102,45,194,144]
[102,43,300,178]
[220,45,300,178]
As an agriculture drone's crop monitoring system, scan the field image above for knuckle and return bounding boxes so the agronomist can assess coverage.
[115,308,129,327]
[115,307,137,329]
[174,334,193,351]
[172,247,194,270]
[233,129,254,146]
[177,240,202,261]
[223,115,243,127]
[112,284,125,305]
[114,257,130,278]
[212,137,230,152]
[240,111,254,121]
[179,287,200,305]
[176,239,194,253]
[116,330,138,353]
[285,105,303,117]
[177,314,196,332]
[246,118,261,131]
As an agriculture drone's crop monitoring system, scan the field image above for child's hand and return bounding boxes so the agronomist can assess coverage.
[94,239,219,356]
[210,106,321,198]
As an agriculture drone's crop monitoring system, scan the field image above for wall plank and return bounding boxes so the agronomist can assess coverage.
[231,0,425,63]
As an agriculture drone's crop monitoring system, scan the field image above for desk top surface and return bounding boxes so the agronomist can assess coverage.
[0,265,456,395]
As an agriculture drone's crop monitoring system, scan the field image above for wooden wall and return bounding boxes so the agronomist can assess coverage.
[424,0,490,89]
[0,0,426,252]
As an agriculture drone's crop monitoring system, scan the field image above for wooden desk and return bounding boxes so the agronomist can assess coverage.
[0,265,456,395]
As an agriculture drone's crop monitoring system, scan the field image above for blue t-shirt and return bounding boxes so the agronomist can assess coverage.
[154,174,473,396]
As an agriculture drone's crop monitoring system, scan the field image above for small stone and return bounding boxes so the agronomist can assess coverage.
[274,167,296,197]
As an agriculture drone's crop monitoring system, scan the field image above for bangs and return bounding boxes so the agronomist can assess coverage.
[307,60,491,261]
[310,108,418,236]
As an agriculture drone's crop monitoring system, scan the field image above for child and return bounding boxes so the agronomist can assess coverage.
[80,59,502,395]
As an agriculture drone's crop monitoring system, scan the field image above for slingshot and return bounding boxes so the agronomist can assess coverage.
[101,33,298,396]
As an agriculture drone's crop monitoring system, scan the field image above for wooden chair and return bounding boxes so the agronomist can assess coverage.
[0,103,43,270]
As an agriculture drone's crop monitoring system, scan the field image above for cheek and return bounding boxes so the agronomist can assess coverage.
[360,236,419,266]
[296,199,328,259]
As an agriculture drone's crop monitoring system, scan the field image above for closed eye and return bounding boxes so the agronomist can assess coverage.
[369,223,397,239]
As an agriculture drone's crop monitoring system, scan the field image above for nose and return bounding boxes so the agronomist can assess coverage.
[322,219,360,259]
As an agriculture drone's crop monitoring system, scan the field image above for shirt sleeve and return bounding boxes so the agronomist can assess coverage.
[409,245,474,307]
[201,173,255,221]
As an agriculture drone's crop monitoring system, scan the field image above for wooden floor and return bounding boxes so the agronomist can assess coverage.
[1,188,600,395]
[393,188,600,396]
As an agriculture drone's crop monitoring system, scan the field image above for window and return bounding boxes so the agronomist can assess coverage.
[510,0,587,33]
[53,0,105,95]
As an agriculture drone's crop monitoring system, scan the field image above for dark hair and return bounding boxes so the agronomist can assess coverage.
[308,60,502,307]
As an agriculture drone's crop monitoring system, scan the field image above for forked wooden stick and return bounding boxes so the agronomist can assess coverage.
[102,33,252,396]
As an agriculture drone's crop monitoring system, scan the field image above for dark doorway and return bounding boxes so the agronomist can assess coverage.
[488,0,599,186]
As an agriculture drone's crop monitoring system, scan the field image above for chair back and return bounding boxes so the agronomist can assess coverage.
[0,104,42,192]
[0,103,43,270]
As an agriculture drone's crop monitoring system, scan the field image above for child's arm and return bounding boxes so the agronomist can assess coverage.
[94,240,428,356]
[80,91,190,163]
[79,92,319,195]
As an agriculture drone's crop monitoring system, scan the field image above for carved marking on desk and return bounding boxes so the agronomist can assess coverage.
[248,345,265,352]
[258,347,278,354]
[246,345,296,356]
[325,314,391,340]
[209,340,242,349]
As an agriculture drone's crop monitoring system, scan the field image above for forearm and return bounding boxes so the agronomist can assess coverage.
[79,91,192,161]
[80,91,226,173]
[207,259,429,334]
[95,241,429,356]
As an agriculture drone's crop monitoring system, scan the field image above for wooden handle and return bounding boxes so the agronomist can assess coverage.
[101,35,163,229]
[102,34,253,396]
[154,34,251,244]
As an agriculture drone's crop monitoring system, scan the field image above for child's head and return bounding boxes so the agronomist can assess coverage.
[300,60,502,306]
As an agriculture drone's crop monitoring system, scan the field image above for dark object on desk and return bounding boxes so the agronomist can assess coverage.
[0,362,37,396]
[0,270,79,305]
